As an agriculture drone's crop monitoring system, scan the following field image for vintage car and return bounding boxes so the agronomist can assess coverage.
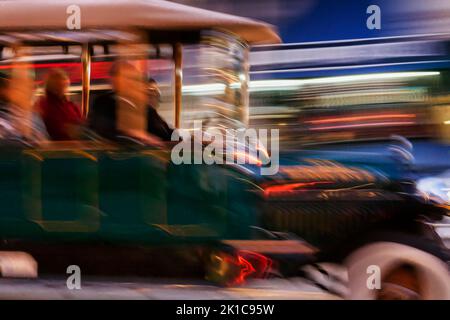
[0,0,448,300]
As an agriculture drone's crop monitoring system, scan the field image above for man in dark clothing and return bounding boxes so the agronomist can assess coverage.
[88,91,118,140]
[89,63,174,142]
[146,78,174,141]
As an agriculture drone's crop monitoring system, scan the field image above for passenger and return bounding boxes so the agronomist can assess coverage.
[0,68,47,142]
[146,78,174,141]
[88,61,163,145]
[37,68,83,140]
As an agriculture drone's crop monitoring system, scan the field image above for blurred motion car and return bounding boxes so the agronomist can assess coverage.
[0,0,448,300]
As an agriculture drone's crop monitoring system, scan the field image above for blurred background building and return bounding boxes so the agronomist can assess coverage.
[171,0,450,171]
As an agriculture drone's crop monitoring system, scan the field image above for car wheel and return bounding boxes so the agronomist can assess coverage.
[344,242,450,300]
[376,264,422,300]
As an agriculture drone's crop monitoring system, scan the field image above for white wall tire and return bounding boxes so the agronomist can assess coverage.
[344,242,450,300]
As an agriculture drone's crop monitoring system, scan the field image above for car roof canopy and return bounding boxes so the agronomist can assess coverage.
[0,0,281,45]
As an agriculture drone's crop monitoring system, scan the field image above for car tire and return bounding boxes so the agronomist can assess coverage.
[344,241,450,299]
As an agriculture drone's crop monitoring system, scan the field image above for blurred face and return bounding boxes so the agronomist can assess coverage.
[46,71,70,98]
[148,82,161,108]
[58,76,70,96]
[115,65,147,105]
[113,66,133,92]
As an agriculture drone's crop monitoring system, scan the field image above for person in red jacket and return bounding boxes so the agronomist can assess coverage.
[37,69,84,140]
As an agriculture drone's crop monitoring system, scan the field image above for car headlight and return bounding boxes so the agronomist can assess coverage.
[417,171,450,205]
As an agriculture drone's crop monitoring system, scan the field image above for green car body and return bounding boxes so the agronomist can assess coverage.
[0,143,257,245]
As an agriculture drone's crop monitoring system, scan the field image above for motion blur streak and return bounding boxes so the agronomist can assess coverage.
[305,114,417,124]
[310,122,416,131]
[263,181,332,197]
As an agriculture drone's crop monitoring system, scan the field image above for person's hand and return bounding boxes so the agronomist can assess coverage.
[141,133,164,148]
[125,129,164,147]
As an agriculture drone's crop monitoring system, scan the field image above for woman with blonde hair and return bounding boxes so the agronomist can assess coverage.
[37,68,83,140]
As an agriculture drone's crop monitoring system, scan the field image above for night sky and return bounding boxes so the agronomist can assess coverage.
[277,0,385,43]
[175,0,389,43]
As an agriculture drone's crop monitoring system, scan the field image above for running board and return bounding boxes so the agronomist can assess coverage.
[221,240,318,256]
[0,251,38,278]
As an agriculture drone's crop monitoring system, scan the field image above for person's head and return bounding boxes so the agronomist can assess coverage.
[110,61,143,91]
[147,77,161,108]
[110,61,147,104]
[147,77,158,90]
[0,72,10,102]
[45,68,70,98]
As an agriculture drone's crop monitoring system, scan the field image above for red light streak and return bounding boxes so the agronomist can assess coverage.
[240,251,272,277]
[223,250,272,285]
[234,255,256,285]
[263,181,332,197]
[0,61,112,82]
[0,62,81,70]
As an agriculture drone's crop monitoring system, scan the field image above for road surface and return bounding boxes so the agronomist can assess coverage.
[0,276,340,300]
